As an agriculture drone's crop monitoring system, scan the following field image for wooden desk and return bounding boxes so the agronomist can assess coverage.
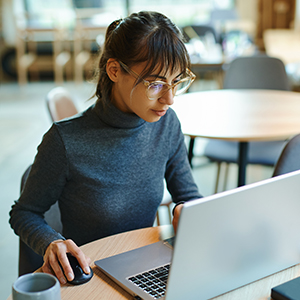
[172,89,300,186]
[6,225,300,299]
[6,226,172,300]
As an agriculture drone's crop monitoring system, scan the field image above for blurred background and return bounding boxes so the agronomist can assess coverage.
[1,0,300,298]
[1,0,300,84]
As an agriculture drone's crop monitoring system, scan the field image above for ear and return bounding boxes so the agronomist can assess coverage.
[106,58,121,82]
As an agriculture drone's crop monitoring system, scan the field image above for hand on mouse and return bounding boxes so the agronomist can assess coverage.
[42,239,91,284]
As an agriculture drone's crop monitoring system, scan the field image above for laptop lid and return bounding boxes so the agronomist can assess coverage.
[165,170,300,300]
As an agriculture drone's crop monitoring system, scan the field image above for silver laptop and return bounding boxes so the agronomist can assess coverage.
[95,170,300,300]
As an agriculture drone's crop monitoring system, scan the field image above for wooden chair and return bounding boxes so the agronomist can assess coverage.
[14,11,72,85]
[73,8,106,83]
[46,87,78,122]
[53,28,72,85]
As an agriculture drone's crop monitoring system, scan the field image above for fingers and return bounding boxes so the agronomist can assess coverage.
[43,239,68,284]
[43,239,91,284]
[42,255,67,284]
[53,252,72,284]
[68,245,91,275]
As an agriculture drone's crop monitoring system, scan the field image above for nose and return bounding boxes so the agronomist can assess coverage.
[159,88,174,106]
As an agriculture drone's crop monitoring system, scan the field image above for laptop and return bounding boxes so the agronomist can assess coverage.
[95,170,300,300]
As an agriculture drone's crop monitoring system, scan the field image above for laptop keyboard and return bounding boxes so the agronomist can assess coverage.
[127,264,170,299]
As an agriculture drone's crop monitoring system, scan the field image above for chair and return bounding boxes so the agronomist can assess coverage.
[19,165,63,276]
[14,10,72,85]
[46,87,78,122]
[53,28,72,85]
[73,8,106,83]
[272,134,300,177]
[196,55,290,192]
[222,55,290,90]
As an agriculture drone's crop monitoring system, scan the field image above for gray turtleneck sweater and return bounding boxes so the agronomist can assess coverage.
[9,100,201,256]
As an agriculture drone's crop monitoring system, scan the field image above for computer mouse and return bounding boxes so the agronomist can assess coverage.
[65,253,93,285]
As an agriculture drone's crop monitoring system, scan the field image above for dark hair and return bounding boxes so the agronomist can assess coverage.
[94,11,190,106]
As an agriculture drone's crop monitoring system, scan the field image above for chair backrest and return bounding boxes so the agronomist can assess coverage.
[46,87,78,122]
[223,55,290,91]
[19,166,63,276]
[272,134,300,177]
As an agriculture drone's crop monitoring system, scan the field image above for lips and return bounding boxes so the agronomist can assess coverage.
[152,109,167,117]
[152,107,168,117]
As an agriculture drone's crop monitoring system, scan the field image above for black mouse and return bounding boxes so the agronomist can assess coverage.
[65,253,93,285]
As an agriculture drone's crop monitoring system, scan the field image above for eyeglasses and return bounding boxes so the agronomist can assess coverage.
[119,61,196,100]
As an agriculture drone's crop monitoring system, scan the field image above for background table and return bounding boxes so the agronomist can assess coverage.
[6,225,300,299]
[172,89,300,186]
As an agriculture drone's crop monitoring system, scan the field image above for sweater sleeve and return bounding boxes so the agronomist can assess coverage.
[9,124,68,256]
[164,111,202,204]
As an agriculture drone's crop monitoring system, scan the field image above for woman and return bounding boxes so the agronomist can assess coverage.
[9,11,202,284]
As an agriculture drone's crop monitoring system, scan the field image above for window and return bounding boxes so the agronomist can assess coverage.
[23,0,236,28]
[127,0,235,27]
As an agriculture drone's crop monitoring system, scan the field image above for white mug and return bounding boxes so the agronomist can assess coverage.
[12,273,61,300]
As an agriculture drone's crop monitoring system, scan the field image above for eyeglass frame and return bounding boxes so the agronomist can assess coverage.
[118,61,196,100]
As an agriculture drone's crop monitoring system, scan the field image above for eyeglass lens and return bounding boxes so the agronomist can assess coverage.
[147,78,192,100]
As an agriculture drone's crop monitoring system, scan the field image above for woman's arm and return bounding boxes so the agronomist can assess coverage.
[9,125,68,255]
[164,111,202,231]
[165,112,202,204]
[10,124,91,283]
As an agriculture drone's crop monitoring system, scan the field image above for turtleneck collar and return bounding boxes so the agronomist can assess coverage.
[93,99,146,129]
